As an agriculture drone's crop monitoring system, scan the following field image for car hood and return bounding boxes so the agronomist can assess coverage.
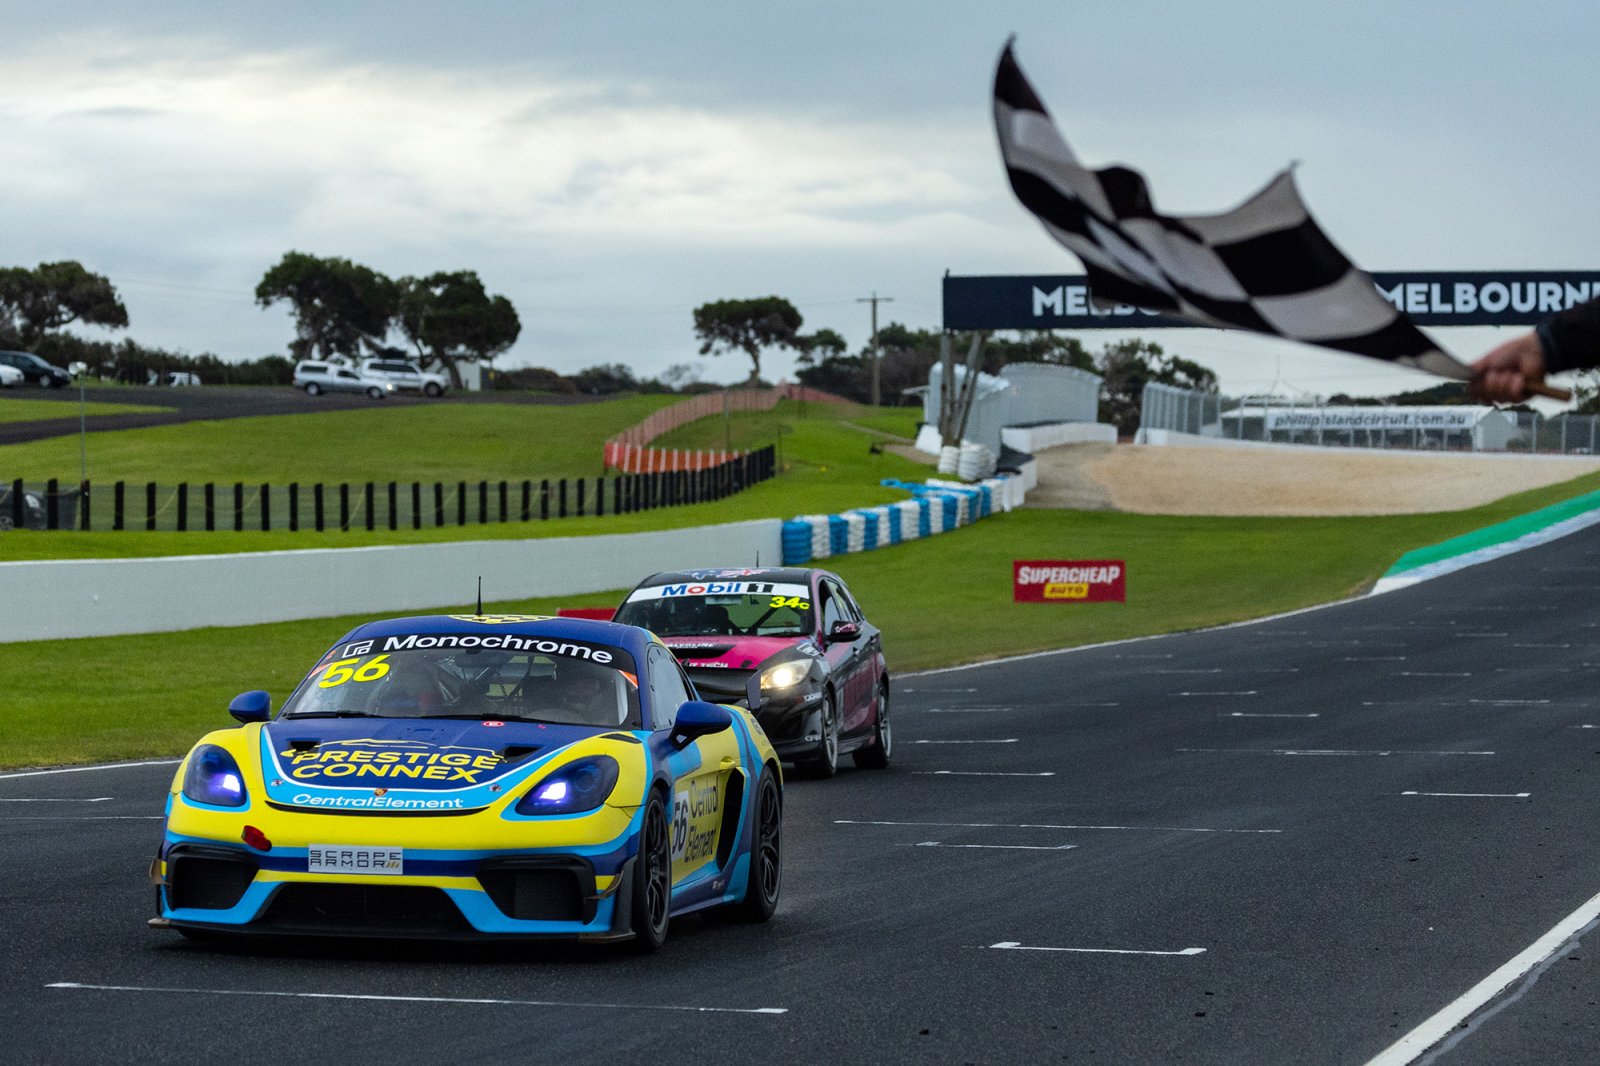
[661,634,818,672]
[258,717,611,811]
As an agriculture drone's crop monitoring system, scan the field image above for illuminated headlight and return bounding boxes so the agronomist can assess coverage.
[516,756,620,816]
[182,745,248,808]
[760,662,807,690]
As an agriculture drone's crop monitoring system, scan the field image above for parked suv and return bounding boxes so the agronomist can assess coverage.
[292,361,396,399]
[0,351,72,388]
[359,358,449,396]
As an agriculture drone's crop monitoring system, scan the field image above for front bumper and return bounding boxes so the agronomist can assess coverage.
[153,804,642,941]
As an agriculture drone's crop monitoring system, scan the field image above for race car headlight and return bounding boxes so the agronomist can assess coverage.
[760,662,807,691]
[182,745,248,808]
[516,756,620,816]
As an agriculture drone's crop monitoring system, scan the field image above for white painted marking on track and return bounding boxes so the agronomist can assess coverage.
[1346,656,1408,661]
[1152,668,1222,674]
[909,841,1077,851]
[910,738,1020,745]
[901,687,977,694]
[1396,671,1471,677]
[46,983,787,1015]
[1,816,162,821]
[0,797,113,803]
[1452,632,1509,638]
[1401,791,1530,799]
[1361,889,1600,1066]
[1513,643,1572,649]
[1178,748,1494,757]
[0,760,179,780]
[988,942,1205,956]
[923,706,1015,714]
[1223,712,1320,719]
[1176,690,1257,697]
[1576,725,1598,730]
[835,819,1283,835]
[914,770,1056,777]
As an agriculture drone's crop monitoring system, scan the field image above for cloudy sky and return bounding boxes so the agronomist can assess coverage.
[4,1,1597,400]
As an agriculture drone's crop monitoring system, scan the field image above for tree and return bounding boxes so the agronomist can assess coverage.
[797,328,848,368]
[396,271,520,389]
[1096,339,1218,436]
[256,252,398,363]
[692,296,803,384]
[0,261,129,349]
[570,363,638,395]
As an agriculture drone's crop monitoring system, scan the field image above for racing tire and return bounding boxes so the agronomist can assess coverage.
[630,790,672,953]
[304,382,322,396]
[366,386,384,399]
[852,683,892,770]
[734,769,782,921]
[424,382,443,397]
[796,692,839,779]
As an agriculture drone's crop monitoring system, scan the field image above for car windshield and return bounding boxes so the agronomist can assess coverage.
[613,581,813,638]
[280,632,641,728]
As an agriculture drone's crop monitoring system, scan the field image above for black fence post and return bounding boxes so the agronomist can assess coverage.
[11,479,25,530]
[145,481,157,531]
[80,479,91,531]
[411,482,422,530]
[289,483,299,532]
[540,479,550,520]
[612,477,621,515]
[339,483,350,531]
[559,479,568,518]
[477,480,488,525]
[457,481,467,526]
[233,482,244,532]
[204,483,215,531]
[46,478,59,530]
[364,483,375,531]
[314,484,325,532]
[576,477,585,517]
[498,481,508,523]
[595,477,604,517]
[520,480,531,522]
[260,483,272,532]
[176,483,188,532]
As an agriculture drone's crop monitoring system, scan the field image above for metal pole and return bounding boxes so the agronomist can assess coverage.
[78,377,88,483]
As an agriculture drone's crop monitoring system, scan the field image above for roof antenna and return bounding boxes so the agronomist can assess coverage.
[476,576,483,616]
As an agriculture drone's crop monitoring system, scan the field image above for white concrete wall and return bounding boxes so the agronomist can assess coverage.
[1001,422,1118,452]
[0,520,783,643]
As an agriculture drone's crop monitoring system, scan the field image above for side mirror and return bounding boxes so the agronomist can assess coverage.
[671,700,733,746]
[228,690,271,723]
[744,673,764,713]
[825,620,862,645]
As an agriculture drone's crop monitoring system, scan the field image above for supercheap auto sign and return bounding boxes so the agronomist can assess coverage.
[1013,561,1126,603]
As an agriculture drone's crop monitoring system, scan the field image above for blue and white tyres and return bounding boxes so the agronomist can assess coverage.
[779,475,1024,565]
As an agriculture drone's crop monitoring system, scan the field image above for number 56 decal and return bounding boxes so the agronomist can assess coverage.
[318,654,392,688]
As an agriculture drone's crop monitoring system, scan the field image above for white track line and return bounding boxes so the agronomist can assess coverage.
[46,983,786,1015]
[988,942,1205,956]
[910,739,1020,745]
[0,797,113,803]
[0,760,179,780]
[835,819,1282,835]
[1362,889,1600,1065]
[1178,748,1495,757]
[1223,713,1320,719]
[909,841,1077,851]
[1176,690,1257,697]
[914,770,1055,777]
[1401,791,1530,799]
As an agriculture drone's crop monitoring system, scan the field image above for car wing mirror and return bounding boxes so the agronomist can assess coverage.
[672,700,733,747]
[228,690,271,723]
[826,620,862,645]
[744,673,764,713]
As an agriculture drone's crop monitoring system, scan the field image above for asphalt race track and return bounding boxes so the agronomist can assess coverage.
[5,531,1600,1065]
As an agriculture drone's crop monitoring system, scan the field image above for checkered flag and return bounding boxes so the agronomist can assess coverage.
[993,42,1467,382]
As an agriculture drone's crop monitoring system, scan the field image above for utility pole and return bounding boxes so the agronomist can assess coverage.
[856,291,894,407]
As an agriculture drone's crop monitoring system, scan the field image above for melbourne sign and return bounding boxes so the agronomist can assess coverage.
[943,272,1600,330]
[1013,560,1126,603]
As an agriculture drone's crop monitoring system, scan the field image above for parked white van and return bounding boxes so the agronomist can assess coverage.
[359,358,449,397]
[293,361,396,399]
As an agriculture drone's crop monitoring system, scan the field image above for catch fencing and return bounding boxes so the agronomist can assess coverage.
[3,447,776,534]
[603,384,849,456]
[1139,381,1600,453]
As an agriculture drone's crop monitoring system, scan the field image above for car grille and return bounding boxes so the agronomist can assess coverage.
[260,884,469,935]
[169,850,258,911]
[685,668,754,704]
[477,858,594,923]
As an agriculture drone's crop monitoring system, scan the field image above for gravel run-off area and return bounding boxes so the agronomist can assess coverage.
[1028,442,1600,516]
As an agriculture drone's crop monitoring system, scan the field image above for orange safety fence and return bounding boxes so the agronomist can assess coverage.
[602,383,850,470]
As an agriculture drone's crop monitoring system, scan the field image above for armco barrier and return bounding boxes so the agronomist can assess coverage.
[0,519,782,643]
[781,475,1023,565]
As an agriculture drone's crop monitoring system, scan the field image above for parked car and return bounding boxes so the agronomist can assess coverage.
[612,567,890,778]
[0,351,72,388]
[0,363,22,388]
[147,370,202,387]
[360,358,449,397]
[292,361,396,399]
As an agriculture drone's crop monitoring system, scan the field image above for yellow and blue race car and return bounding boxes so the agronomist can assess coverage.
[150,614,783,951]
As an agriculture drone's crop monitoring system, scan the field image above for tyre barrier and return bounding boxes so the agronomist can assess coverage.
[780,475,1024,565]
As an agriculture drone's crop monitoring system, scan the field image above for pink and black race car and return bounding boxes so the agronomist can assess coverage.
[612,568,890,778]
